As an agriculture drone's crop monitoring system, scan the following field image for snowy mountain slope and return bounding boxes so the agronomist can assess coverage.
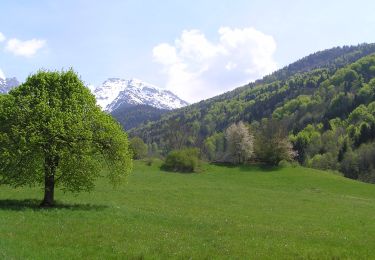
[93,78,188,112]
[0,77,19,94]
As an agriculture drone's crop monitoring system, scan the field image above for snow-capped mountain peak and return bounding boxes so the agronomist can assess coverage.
[93,78,188,111]
[0,77,20,94]
[93,78,127,109]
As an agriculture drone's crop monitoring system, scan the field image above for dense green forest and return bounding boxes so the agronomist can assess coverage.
[128,43,375,183]
[111,104,168,130]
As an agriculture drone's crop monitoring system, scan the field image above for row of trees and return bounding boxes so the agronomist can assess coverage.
[130,119,296,169]
[129,52,375,183]
[210,120,295,166]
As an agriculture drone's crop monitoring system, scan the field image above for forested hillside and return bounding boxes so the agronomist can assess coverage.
[129,43,375,183]
[111,104,168,130]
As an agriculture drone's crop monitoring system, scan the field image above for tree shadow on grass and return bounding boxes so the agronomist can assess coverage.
[238,164,283,173]
[211,162,283,172]
[254,164,283,172]
[0,199,108,211]
[210,162,237,168]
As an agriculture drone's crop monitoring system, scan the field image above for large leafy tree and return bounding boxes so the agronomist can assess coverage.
[0,70,132,207]
[254,119,296,166]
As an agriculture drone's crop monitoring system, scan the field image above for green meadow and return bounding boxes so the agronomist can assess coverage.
[0,160,374,259]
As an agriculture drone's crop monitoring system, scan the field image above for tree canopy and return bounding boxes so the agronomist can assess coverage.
[129,137,148,159]
[254,119,296,166]
[0,70,133,207]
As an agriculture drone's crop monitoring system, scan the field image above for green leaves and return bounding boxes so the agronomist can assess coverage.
[162,148,200,173]
[129,137,148,159]
[0,69,132,194]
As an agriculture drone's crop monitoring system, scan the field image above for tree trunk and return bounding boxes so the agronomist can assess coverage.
[40,156,58,207]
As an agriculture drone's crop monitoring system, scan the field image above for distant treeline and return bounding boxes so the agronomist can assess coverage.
[127,43,375,183]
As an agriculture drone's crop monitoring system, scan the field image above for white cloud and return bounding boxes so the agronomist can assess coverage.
[0,32,5,42]
[153,43,179,65]
[5,38,46,57]
[0,68,5,80]
[153,27,277,102]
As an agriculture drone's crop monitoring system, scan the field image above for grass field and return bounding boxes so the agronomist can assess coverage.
[0,160,374,259]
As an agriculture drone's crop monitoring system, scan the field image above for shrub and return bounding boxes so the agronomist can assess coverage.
[129,137,148,159]
[145,157,154,166]
[307,152,339,170]
[278,159,298,168]
[340,143,375,183]
[162,148,200,173]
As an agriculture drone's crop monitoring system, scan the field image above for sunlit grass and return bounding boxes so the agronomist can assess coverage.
[0,160,374,259]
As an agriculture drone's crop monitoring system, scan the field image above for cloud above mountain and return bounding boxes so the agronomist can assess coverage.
[0,31,46,58]
[5,38,46,58]
[153,27,277,102]
[0,31,47,77]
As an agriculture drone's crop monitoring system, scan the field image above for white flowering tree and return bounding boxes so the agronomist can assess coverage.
[225,121,254,164]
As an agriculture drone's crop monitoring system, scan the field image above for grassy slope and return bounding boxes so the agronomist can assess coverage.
[0,161,374,259]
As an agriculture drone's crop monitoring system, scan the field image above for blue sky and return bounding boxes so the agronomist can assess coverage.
[1,0,375,102]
